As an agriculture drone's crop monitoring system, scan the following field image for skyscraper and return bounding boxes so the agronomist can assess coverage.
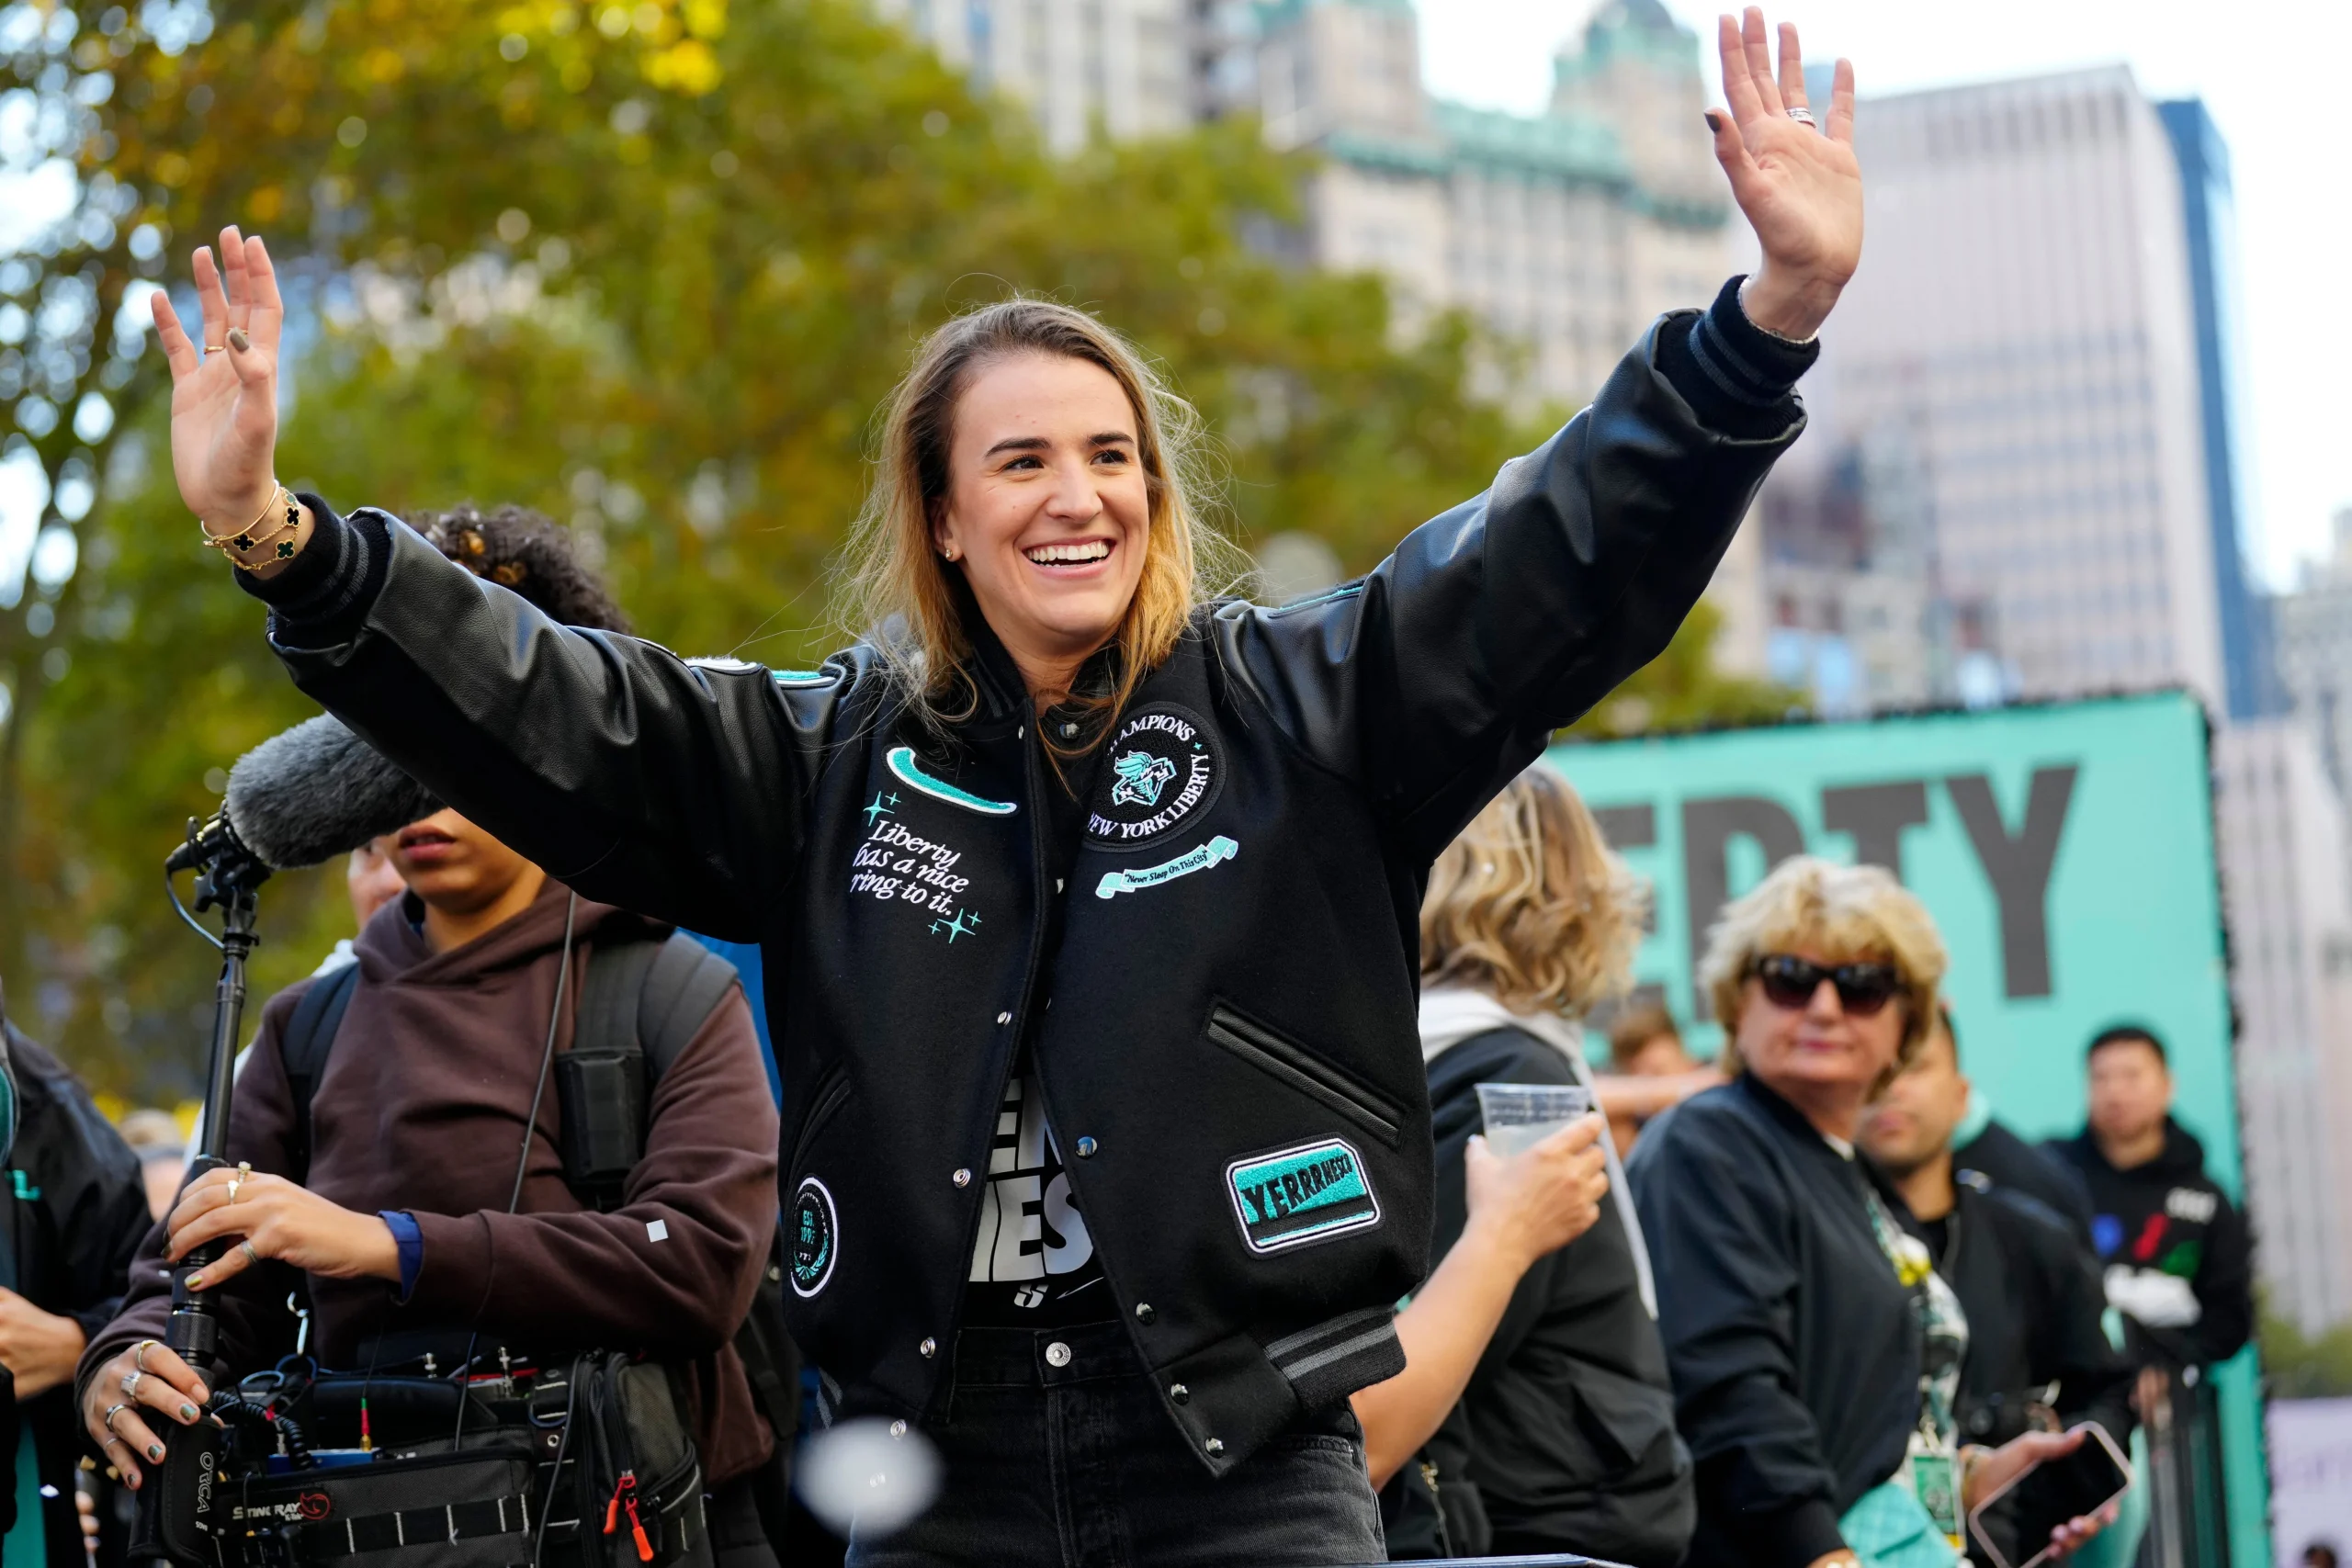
[1760,67,2234,712]
[1247,0,1730,406]
[875,0,1195,152]
[2157,98,2284,721]
[882,0,1733,410]
[2211,719,2352,1333]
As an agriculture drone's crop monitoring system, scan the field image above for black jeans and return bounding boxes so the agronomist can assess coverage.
[844,1323,1385,1568]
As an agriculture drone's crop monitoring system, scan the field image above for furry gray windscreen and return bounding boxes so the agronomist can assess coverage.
[224,715,444,870]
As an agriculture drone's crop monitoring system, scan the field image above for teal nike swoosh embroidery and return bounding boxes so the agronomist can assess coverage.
[886,746,1018,816]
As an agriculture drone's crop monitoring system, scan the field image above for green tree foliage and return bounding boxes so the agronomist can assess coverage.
[2261,1304,2352,1400]
[4,0,1775,1095]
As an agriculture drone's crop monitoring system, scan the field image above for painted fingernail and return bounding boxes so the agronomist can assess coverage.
[186,1272,205,1289]
[228,327,251,351]
[148,1443,165,1461]
[180,1404,199,1421]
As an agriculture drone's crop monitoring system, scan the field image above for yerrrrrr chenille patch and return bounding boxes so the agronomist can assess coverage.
[1226,1138,1381,1255]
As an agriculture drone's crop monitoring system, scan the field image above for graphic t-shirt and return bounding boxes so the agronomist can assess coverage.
[959,714,1114,1327]
[960,1063,1112,1325]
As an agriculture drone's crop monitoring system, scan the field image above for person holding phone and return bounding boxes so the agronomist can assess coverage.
[1631,858,2112,1568]
[1860,1008,2135,1565]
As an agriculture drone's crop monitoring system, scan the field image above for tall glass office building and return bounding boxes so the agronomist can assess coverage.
[2158,97,2285,719]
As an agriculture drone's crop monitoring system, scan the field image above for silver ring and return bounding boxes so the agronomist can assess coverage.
[1786,106,1816,127]
[121,1369,145,1399]
[134,1338,159,1372]
[240,1240,260,1268]
[103,1403,132,1436]
[224,1178,243,1205]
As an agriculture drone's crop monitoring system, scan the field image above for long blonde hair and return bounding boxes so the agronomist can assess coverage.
[835,298,1237,745]
[1419,765,1649,1018]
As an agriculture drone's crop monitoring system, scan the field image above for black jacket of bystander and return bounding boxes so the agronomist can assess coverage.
[1629,1073,1919,1568]
[1409,1025,1692,1566]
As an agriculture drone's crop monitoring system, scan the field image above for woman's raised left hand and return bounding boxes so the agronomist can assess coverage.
[1708,8,1863,340]
[166,1165,401,1291]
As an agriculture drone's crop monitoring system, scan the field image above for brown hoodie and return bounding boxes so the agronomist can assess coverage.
[80,881,781,1483]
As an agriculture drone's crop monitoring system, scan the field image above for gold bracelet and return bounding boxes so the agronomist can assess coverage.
[198,486,303,565]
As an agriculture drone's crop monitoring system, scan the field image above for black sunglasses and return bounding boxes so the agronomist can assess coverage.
[1750,953,1902,1016]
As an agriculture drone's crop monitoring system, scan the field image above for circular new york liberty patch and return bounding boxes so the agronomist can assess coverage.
[1087,704,1223,847]
[789,1177,839,1298]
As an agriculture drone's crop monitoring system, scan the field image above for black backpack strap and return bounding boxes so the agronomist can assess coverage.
[554,940,662,1210]
[280,962,362,1186]
[635,936,744,1083]
[557,933,741,1209]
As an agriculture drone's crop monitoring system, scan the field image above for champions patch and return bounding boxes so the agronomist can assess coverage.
[789,1177,839,1298]
[1226,1138,1381,1255]
[1087,705,1222,846]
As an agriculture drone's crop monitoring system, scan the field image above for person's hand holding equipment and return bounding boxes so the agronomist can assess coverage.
[163,1163,401,1292]
[1706,8,1863,341]
[79,1338,209,1492]
[1462,1111,1610,1271]
[150,226,314,576]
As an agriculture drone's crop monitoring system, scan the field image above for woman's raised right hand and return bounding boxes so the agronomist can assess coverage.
[79,1339,211,1492]
[1462,1111,1611,1272]
[151,227,288,544]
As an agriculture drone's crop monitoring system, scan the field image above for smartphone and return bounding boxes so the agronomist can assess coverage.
[1966,1422,2133,1568]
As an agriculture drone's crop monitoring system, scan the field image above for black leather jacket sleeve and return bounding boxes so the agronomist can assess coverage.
[260,513,871,939]
[1216,296,1804,863]
[247,283,1805,920]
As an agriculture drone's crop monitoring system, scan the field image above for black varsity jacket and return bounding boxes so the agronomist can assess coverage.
[241,281,1809,1473]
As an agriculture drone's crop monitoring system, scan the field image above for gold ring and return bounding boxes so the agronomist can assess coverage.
[224,1178,242,1204]
[204,344,225,353]
[134,1339,159,1372]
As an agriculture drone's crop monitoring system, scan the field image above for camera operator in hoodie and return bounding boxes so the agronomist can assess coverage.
[137,14,1860,1558]
[1364,765,1692,1566]
[74,509,784,1565]
[2048,1026,2252,1377]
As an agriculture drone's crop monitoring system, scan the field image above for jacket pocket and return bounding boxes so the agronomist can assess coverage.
[787,1066,852,1178]
[1205,1003,1404,1148]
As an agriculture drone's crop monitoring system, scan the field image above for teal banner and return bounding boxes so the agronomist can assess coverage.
[1547,691,2267,1563]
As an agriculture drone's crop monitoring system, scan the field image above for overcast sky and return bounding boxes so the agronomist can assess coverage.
[1420,0,2348,588]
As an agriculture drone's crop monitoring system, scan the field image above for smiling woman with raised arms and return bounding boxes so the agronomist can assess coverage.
[101,12,1858,1563]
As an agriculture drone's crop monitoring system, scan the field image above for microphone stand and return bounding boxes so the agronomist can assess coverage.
[140,813,271,1563]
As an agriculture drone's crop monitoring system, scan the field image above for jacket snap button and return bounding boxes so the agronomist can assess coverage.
[953,1168,972,1188]
[996,1011,1012,1025]
[1045,1341,1073,1369]
[1204,1437,1225,1456]
[889,1420,908,1438]
[1169,1382,1189,1404]
[767,1266,782,1283]
[1134,1303,1155,1324]
[1060,722,1079,739]
[1075,1136,1097,1157]
[920,1337,937,1358]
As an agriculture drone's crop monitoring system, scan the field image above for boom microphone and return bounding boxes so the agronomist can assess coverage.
[198,715,443,872]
